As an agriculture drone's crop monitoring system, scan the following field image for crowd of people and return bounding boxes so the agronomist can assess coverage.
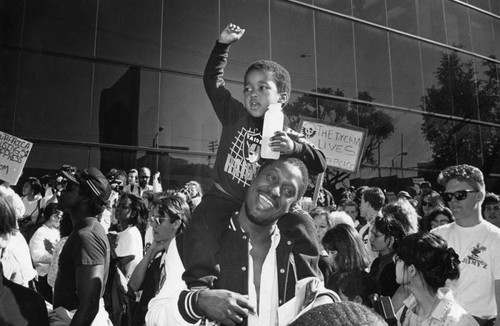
[1,22,500,326]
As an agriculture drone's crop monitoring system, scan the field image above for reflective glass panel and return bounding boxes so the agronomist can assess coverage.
[444,1,472,51]
[387,0,418,35]
[14,53,93,140]
[271,1,316,91]
[316,12,357,98]
[0,49,18,133]
[96,0,162,67]
[354,23,392,105]
[417,0,446,44]
[0,0,24,46]
[163,0,219,75]
[22,0,96,57]
[469,10,495,58]
[353,0,387,26]
[389,33,424,109]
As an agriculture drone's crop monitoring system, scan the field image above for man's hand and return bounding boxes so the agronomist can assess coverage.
[197,289,255,326]
[269,130,295,155]
[219,23,245,44]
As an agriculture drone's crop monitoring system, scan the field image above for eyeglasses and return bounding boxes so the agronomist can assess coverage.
[442,190,477,202]
[150,216,169,226]
[421,201,432,207]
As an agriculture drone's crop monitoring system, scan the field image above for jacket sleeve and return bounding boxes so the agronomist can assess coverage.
[203,41,247,125]
[285,130,327,176]
[278,206,323,281]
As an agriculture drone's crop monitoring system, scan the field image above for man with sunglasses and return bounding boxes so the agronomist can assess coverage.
[432,164,500,326]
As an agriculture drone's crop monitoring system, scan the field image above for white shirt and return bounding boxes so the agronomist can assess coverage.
[247,227,280,326]
[396,288,478,326]
[433,221,500,319]
[114,226,144,277]
[29,224,60,276]
[2,232,37,287]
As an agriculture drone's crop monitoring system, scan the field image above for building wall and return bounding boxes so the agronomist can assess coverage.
[1,0,499,190]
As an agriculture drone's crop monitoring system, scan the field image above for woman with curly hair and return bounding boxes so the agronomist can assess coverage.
[395,232,477,325]
[112,193,149,278]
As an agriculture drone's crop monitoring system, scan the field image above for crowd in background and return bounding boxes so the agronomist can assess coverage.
[1,162,499,325]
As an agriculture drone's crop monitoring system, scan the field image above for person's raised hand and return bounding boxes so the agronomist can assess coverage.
[197,289,255,326]
[219,23,245,44]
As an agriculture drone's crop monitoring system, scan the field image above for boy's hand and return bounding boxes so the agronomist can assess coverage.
[219,23,245,44]
[269,131,295,155]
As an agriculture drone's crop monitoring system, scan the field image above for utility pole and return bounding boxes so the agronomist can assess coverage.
[208,140,218,167]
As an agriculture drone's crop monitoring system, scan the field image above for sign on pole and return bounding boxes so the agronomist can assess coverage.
[0,131,33,185]
[299,117,367,174]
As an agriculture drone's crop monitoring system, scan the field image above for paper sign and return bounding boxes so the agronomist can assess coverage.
[0,131,33,185]
[299,118,367,174]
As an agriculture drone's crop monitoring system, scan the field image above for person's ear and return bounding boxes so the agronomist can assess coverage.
[408,264,417,278]
[278,92,288,104]
[172,219,181,231]
[476,191,484,202]
[387,236,395,249]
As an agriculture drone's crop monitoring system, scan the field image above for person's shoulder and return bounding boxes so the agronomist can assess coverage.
[431,222,455,235]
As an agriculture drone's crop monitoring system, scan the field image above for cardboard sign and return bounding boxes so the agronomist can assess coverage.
[299,118,367,174]
[0,131,33,185]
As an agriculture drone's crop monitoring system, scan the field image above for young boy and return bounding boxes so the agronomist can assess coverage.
[182,23,327,289]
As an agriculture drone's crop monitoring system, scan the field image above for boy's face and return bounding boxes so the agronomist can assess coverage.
[243,70,285,118]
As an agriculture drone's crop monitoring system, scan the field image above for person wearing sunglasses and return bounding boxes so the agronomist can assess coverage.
[432,164,500,326]
[417,189,446,231]
[129,193,190,326]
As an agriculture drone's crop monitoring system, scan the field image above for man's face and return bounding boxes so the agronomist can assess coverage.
[244,161,302,226]
[243,70,283,118]
[59,182,82,211]
[444,179,480,223]
[139,170,150,188]
[484,203,500,228]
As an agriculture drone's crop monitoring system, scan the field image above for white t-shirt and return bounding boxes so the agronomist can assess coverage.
[114,226,144,278]
[29,224,60,276]
[433,220,500,319]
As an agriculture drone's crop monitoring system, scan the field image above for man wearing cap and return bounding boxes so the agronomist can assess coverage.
[53,167,112,326]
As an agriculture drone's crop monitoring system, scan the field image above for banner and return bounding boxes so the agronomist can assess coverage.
[299,118,367,174]
[0,131,33,185]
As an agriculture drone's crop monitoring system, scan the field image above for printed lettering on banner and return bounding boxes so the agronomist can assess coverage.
[0,131,33,185]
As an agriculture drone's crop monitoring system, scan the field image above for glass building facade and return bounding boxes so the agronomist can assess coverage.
[1,0,499,192]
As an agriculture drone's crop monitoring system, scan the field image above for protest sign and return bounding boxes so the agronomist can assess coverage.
[299,118,367,174]
[0,131,33,185]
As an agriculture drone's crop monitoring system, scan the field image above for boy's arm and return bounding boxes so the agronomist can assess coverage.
[203,24,247,124]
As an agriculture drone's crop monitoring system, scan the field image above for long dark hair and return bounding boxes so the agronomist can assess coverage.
[322,224,370,273]
[397,232,460,292]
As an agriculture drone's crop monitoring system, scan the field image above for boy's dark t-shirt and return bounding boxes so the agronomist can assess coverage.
[53,217,110,311]
[205,41,327,202]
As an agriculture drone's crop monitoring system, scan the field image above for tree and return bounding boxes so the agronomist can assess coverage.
[420,51,500,171]
[284,88,394,192]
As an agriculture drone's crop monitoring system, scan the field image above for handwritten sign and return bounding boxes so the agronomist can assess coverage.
[299,118,366,174]
[0,131,33,185]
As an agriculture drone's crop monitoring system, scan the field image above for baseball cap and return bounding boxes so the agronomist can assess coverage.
[61,167,111,205]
